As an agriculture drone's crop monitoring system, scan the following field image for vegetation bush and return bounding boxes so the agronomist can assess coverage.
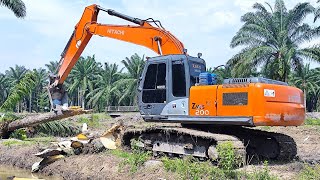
[304,118,320,126]
[298,164,320,180]
[78,116,100,128]
[10,128,27,140]
[216,141,243,171]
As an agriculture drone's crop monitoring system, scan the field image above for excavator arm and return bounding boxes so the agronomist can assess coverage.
[49,4,185,109]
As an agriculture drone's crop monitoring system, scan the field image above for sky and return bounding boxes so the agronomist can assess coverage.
[0,0,319,73]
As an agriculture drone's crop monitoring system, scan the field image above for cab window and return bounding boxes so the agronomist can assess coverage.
[142,63,166,103]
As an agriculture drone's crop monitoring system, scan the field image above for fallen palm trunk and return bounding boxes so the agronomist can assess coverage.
[0,108,90,138]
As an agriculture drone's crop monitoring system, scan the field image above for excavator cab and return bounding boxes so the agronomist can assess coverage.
[138,54,206,118]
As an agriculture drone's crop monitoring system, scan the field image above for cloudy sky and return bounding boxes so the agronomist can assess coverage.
[0,0,319,73]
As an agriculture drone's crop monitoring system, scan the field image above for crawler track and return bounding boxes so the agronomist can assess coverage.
[182,124,297,161]
[122,125,246,161]
[227,127,297,161]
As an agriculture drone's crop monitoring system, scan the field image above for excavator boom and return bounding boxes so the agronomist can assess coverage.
[49,4,185,109]
[52,4,184,86]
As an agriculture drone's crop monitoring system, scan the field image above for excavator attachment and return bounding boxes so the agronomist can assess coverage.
[48,4,185,111]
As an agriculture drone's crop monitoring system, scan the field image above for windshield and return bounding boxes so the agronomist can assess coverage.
[189,61,206,86]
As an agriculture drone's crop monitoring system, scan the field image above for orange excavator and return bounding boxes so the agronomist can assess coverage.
[49,4,305,161]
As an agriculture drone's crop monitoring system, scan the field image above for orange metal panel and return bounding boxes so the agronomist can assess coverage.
[250,83,305,126]
[217,84,251,116]
[189,83,305,126]
[189,85,217,116]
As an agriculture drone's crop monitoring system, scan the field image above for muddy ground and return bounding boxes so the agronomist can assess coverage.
[0,113,319,180]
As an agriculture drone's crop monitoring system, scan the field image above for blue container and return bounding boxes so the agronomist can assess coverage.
[199,72,212,85]
[198,72,218,85]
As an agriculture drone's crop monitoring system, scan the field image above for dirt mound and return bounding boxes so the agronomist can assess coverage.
[0,143,175,180]
[267,126,320,163]
[0,144,40,169]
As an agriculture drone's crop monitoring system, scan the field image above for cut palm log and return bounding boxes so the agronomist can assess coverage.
[0,108,90,138]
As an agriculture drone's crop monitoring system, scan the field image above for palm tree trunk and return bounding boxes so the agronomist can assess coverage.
[304,90,306,110]
[81,89,85,109]
[29,92,32,113]
[78,87,80,106]
[0,110,90,138]
[16,103,19,113]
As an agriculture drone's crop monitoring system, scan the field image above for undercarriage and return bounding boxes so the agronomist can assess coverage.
[122,124,297,163]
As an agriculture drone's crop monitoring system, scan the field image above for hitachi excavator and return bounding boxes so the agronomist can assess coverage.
[49,4,305,161]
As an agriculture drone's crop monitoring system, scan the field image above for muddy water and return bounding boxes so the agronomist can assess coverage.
[0,165,61,180]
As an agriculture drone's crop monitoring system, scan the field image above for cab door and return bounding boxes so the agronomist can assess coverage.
[138,58,168,116]
[165,59,189,115]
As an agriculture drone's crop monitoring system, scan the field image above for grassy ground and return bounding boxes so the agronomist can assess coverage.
[1,113,320,179]
[304,118,320,126]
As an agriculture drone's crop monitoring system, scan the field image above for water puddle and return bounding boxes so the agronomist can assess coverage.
[0,165,61,180]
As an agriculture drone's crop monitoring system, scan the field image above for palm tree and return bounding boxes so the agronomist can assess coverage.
[31,68,48,112]
[207,66,232,84]
[45,61,59,74]
[0,0,26,18]
[315,0,320,22]
[0,72,36,111]
[68,55,99,108]
[5,65,27,85]
[87,62,121,111]
[117,53,145,105]
[5,65,28,112]
[228,0,320,82]
[0,74,9,105]
[290,64,320,111]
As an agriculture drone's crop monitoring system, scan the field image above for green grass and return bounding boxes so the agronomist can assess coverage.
[111,149,151,173]
[77,113,111,128]
[162,156,227,180]
[1,136,56,147]
[162,157,277,180]
[2,139,34,146]
[107,141,277,179]
[298,164,320,180]
[241,161,278,180]
[26,136,56,143]
[78,116,99,127]
[304,118,320,125]
[91,113,111,121]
